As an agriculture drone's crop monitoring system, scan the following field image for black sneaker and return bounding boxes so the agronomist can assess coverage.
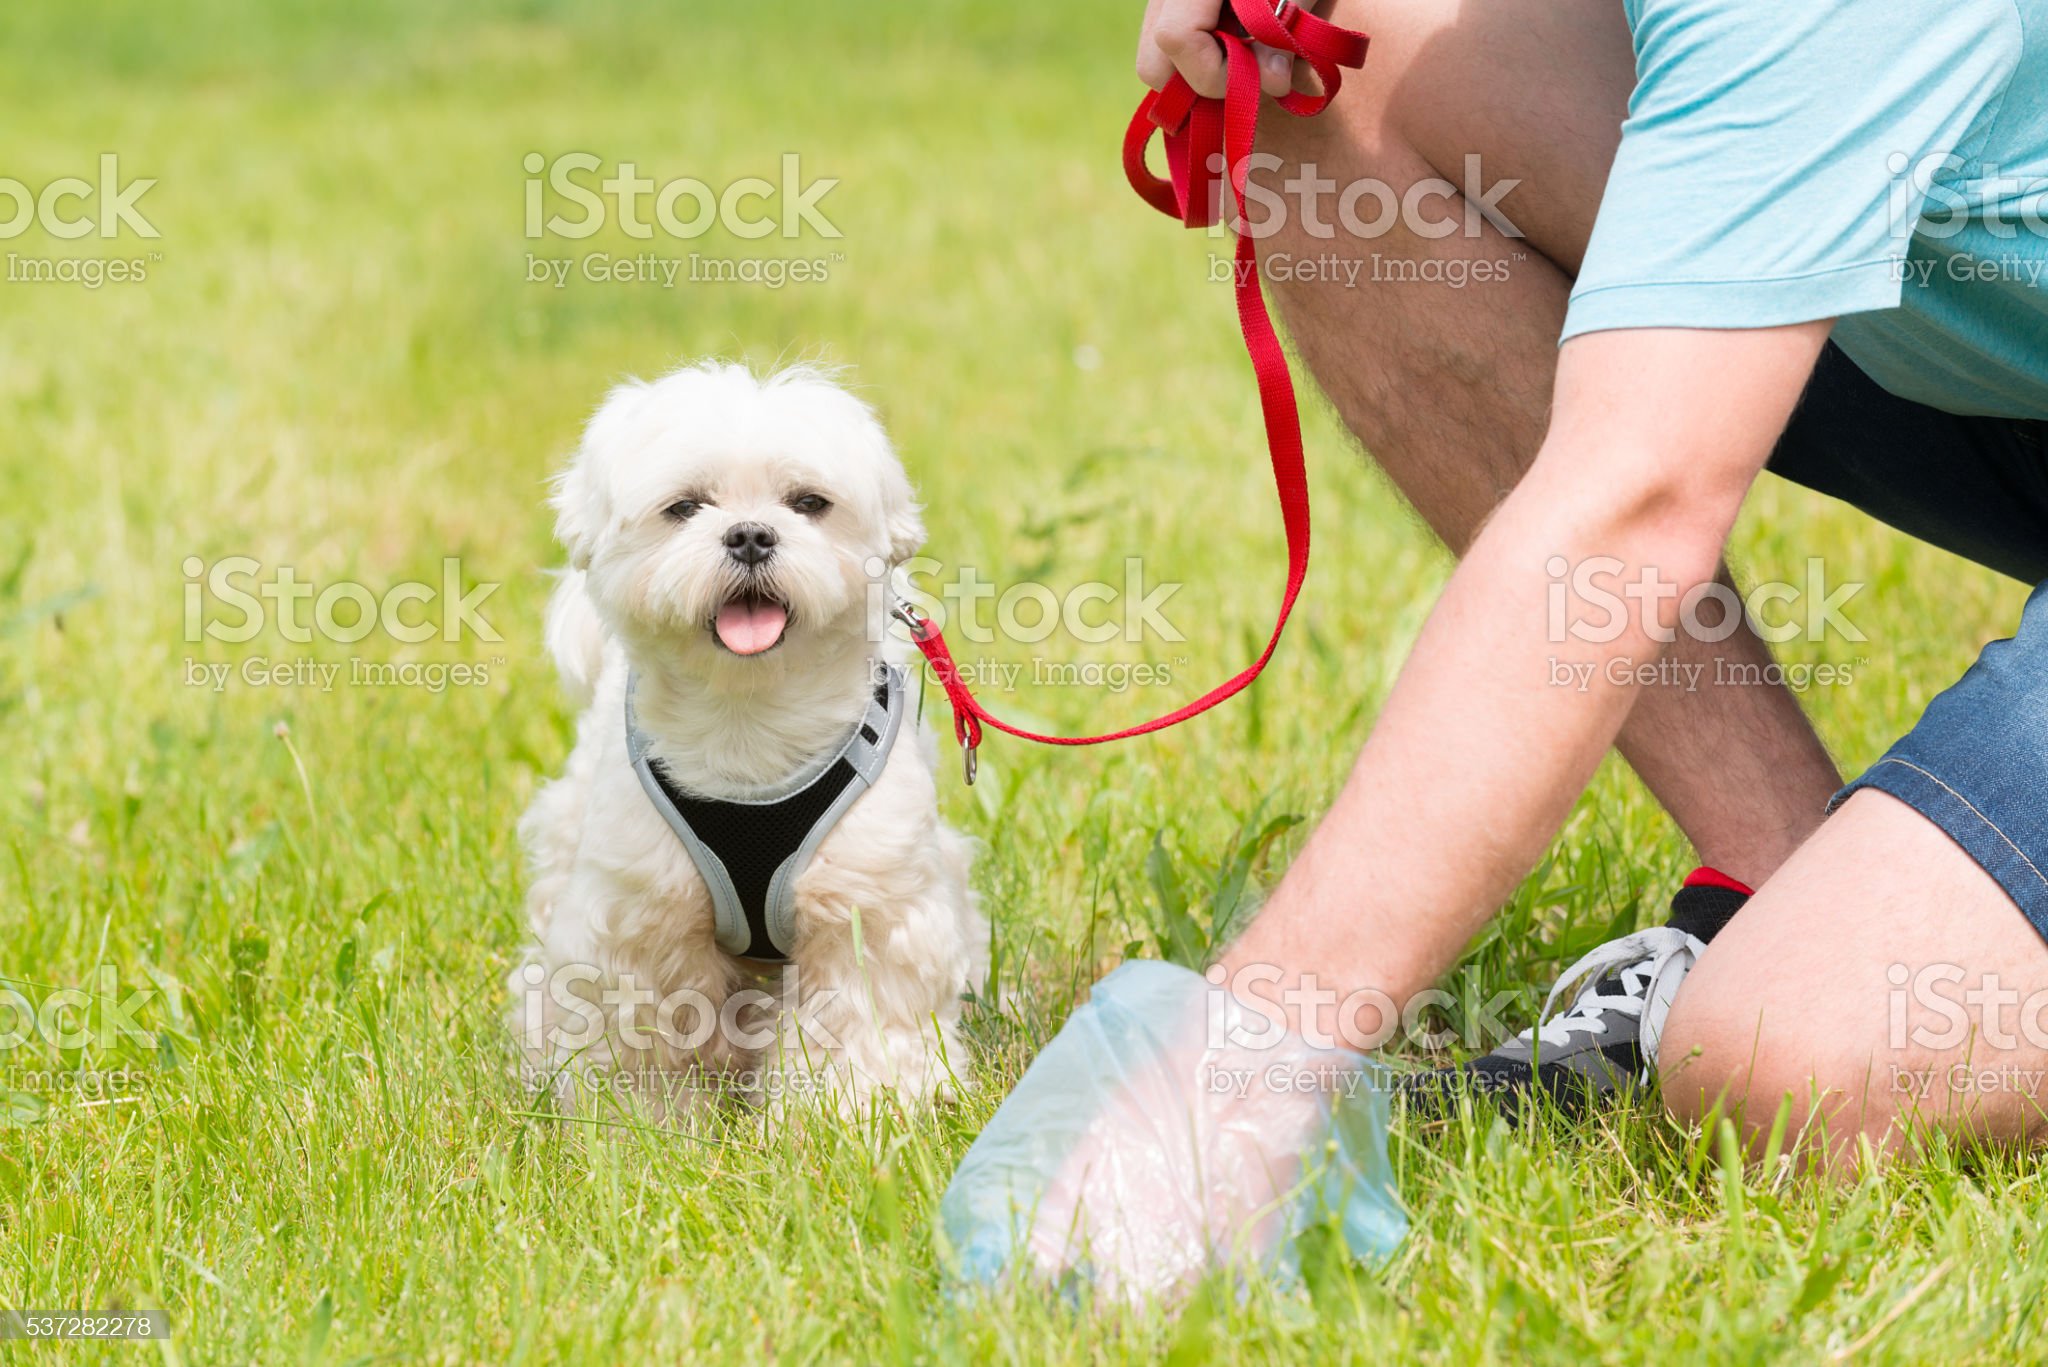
[1400,869,1752,1120]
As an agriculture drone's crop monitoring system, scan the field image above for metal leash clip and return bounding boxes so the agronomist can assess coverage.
[891,599,978,784]
[889,598,933,641]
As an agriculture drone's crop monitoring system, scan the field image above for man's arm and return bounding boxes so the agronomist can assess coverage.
[1219,323,1831,1041]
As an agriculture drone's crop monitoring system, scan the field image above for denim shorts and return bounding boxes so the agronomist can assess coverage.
[1767,343,2048,936]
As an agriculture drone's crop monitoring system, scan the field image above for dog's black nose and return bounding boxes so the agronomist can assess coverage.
[723,521,778,565]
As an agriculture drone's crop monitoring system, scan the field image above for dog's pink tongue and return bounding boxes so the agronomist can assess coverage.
[715,599,788,655]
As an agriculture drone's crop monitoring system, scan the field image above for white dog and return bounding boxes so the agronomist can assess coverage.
[509,361,984,1120]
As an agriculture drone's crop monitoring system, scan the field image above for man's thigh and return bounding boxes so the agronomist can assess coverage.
[1268,0,1636,273]
[1661,787,2048,1157]
[1251,0,1637,535]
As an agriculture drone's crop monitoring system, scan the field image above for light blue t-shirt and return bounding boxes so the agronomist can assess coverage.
[1564,0,2048,419]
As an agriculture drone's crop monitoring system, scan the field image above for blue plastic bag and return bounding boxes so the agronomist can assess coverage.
[941,960,1406,1301]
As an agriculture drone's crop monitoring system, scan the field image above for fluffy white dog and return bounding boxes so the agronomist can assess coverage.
[509,361,984,1119]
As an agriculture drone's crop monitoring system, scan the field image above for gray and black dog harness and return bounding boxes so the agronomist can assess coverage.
[625,665,906,962]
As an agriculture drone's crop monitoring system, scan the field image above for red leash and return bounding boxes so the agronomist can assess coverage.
[902,0,1369,783]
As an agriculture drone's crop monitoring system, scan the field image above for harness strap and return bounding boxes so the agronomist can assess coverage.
[627,666,906,960]
[903,0,1368,781]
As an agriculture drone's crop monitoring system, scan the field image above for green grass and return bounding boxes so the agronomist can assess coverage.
[1,0,2041,1361]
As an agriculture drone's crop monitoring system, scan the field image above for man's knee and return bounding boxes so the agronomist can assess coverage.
[1657,971,1848,1136]
[1656,979,1760,1127]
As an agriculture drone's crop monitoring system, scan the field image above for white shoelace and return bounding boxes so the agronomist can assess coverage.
[1525,927,1706,1066]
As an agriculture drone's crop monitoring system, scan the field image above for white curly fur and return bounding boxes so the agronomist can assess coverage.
[508,361,984,1121]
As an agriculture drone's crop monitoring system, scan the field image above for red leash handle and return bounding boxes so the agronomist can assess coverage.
[908,0,1368,782]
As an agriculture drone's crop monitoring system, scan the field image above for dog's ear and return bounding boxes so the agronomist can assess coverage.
[875,436,927,565]
[552,380,649,569]
[549,458,602,571]
[886,497,926,567]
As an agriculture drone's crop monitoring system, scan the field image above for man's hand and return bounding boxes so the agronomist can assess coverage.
[1136,0,1309,99]
[1219,323,1834,1036]
[939,961,1405,1299]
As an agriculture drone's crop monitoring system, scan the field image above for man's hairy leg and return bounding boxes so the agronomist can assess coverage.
[1251,0,1842,887]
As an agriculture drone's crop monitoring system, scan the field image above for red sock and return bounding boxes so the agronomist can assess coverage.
[1684,865,1755,898]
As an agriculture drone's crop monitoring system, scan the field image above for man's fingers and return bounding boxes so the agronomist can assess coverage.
[1139,0,1337,98]
[1255,43,1294,98]
[1157,25,1229,98]
[1144,0,1230,98]
[1135,0,1174,90]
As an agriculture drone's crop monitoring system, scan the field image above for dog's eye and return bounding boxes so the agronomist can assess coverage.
[787,493,832,517]
[664,498,703,521]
